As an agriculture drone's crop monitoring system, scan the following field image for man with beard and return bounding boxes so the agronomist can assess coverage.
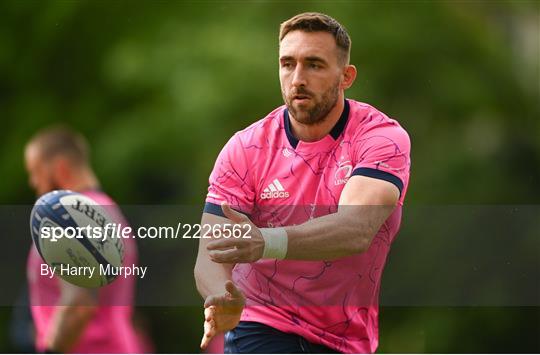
[24,126,147,353]
[195,12,411,353]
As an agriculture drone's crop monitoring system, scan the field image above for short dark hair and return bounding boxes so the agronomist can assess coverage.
[27,125,90,166]
[279,12,351,64]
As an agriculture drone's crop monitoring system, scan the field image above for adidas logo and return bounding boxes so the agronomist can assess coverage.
[260,179,290,199]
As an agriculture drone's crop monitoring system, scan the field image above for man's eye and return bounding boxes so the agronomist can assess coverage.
[309,63,320,69]
[282,62,293,68]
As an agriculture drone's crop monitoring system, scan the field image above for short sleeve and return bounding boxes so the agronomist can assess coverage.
[351,123,411,198]
[204,134,255,217]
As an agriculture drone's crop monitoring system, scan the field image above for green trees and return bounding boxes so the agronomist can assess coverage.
[0,1,538,352]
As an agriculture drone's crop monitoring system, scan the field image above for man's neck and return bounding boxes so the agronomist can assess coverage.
[63,170,100,193]
[289,94,345,142]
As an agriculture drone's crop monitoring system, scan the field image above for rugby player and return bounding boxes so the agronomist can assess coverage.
[25,126,145,353]
[195,12,411,353]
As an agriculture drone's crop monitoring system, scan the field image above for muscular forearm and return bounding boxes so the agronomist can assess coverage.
[284,205,393,260]
[46,305,96,352]
[204,202,395,264]
[195,212,238,299]
[194,259,234,299]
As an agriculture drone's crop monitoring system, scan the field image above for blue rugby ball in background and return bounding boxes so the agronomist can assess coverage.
[30,190,124,288]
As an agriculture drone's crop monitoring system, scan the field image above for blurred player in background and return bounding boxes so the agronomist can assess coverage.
[24,126,149,353]
[195,12,411,353]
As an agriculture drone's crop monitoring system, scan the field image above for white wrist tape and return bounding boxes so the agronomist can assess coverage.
[260,227,288,260]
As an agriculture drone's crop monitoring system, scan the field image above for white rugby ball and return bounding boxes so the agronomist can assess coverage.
[30,190,124,288]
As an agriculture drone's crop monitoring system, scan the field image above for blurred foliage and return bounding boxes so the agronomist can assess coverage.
[1,0,538,205]
[0,0,538,353]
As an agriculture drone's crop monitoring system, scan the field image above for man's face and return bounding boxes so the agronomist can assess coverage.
[279,30,344,125]
[25,145,57,196]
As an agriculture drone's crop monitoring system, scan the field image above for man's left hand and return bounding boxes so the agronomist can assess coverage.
[206,203,265,263]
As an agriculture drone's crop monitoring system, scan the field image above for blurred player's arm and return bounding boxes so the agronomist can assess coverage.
[207,175,399,262]
[45,281,97,353]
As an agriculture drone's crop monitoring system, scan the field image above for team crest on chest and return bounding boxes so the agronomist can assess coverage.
[282,147,293,158]
[334,160,353,186]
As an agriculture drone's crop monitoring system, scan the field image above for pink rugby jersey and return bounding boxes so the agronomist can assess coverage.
[204,99,411,353]
[27,190,143,353]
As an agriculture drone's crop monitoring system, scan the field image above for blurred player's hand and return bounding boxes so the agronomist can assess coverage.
[206,203,265,263]
[200,280,245,350]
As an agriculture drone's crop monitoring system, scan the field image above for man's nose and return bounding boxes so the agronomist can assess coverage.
[291,65,307,87]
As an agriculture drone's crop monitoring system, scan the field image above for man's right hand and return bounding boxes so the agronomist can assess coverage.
[200,280,245,350]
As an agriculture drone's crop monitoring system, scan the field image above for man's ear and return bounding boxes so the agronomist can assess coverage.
[341,64,357,90]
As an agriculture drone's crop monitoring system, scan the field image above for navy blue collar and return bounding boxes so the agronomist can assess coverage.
[284,99,350,149]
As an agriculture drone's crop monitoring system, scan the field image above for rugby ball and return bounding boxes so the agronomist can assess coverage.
[30,190,124,288]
